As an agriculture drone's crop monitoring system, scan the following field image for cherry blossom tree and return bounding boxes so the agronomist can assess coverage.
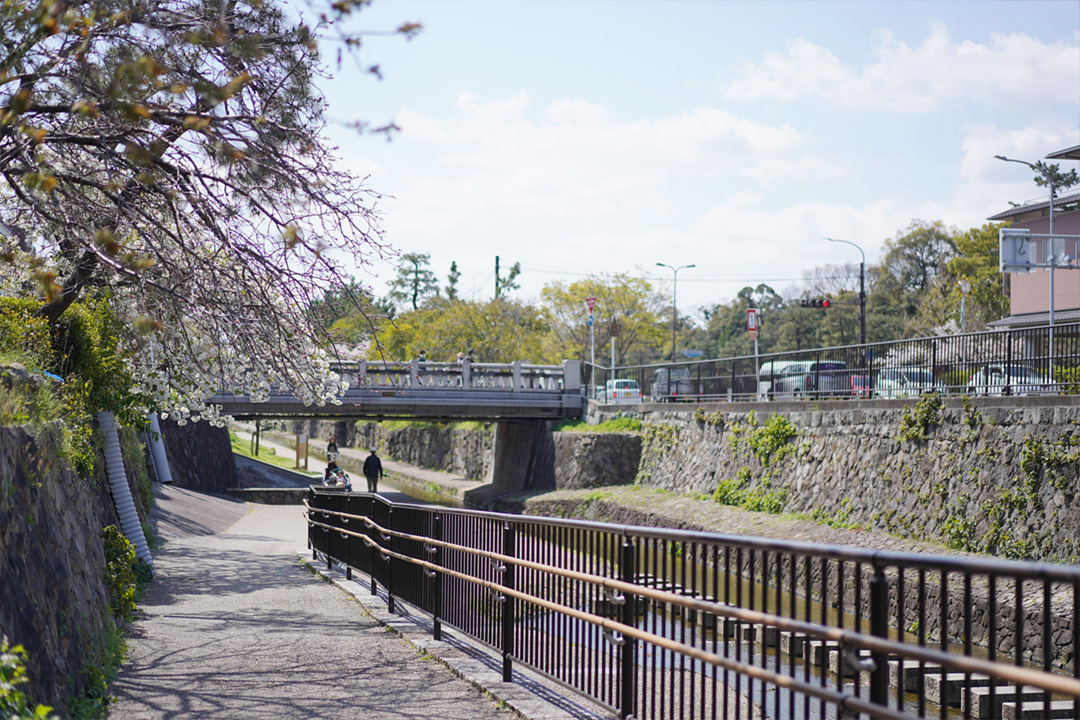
[0,0,416,422]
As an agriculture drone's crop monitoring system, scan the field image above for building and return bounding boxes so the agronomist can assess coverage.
[988,145,1080,328]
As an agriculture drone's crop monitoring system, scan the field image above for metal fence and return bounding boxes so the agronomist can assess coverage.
[307,489,1080,720]
[592,321,1080,403]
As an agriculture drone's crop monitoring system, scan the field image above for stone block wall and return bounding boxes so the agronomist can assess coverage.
[159,418,237,493]
[551,432,641,489]
[349,421,495,482]
[0,421,149,711]
[602,397,1080,565]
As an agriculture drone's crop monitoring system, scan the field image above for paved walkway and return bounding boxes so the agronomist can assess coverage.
[107,487,514,720]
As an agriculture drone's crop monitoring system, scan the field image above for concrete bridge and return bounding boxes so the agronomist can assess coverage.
[209,359,583,505]
[209,359,583,421]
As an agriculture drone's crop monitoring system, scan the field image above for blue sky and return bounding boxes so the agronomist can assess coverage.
[318,0,1080,318]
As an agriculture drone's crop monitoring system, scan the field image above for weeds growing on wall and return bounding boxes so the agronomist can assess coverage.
[899,392,943,442]
[0,638,55,719]
[67,626,125,720]
[102,526,138,622]
[747,414,799,467]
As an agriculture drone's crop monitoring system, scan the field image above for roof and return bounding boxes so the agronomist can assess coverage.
[988,308,1080,328]
[988,189,1080,221]
[1047,145,1080,161]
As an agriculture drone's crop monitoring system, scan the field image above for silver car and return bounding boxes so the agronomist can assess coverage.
[875,367,938,398]
[771,361,849,398]
[966,364,1056,396]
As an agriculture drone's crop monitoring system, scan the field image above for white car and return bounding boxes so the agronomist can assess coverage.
[603,378,642,403]
[966,364,1056,396]
[875,367,938,398]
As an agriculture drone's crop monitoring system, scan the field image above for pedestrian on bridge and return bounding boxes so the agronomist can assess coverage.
[363,448,383,493]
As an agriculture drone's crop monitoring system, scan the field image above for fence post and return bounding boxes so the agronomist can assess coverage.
[502,521,516,682]
[325,498,333,570]
[308,488,316,558]
[386,507,395,613]
[432,513,443,641]
[344,495,351,581]
[931,338,938,391]
[369,503,378,596]
[1006,330,1014,396]
[619,537,637,720]
[870,563,890,708]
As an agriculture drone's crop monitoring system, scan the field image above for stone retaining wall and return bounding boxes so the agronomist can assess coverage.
[159,418,237,493]
[594,397,1080,565]
[0,422,149,711]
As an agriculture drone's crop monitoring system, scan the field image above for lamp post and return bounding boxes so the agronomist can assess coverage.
[656,263,695,362]
[825,238,866,346]
[995,155,1056,376]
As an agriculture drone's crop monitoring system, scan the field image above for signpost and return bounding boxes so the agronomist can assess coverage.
[585,296,597,397]
[609,316,619,371]
[748,309,760,396]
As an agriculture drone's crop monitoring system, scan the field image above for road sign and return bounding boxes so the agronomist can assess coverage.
[682,350,704,358]
[747,308,759,331]
[585,296,597,312]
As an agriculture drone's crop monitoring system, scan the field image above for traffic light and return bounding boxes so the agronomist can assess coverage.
[799,298,831,308]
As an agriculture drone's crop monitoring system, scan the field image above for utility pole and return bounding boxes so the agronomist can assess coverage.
[825,238,866,346]
[494,256,500,299]
[656,263,695,362]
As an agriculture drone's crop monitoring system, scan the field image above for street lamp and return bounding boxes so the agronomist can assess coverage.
[825,238,866,346]
[656,262,695,362]
[995,154,1057,375]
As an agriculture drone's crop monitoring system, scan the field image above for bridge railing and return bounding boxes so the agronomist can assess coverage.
[331,359,577,393]
[307,490,1080,720]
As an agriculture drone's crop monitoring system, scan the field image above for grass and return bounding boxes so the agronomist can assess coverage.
[553,417,642,433]
[229,430,318,474]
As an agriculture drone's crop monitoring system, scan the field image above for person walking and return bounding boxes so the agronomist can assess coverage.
[326,437,338,462]
[362,448,383,493]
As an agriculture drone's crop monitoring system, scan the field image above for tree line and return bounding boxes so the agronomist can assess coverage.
[314,218,1015,367]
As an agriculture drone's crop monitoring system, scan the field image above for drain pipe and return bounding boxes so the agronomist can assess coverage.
[144,412,174,485]
[98,410,154,571]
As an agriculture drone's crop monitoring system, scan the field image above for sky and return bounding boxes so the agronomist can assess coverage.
[316,0,1080,321]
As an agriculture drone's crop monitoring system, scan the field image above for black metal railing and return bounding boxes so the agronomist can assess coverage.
[595,321,1080,403]
[307,489,1080,720]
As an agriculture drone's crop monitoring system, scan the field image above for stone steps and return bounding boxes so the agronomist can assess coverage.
[1000,699,1077,720]
[963,685,1069,719]
[651,617,1076,720]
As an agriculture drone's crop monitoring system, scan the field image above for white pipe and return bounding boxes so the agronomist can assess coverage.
[98,411,154,571]
[145,412,174,485]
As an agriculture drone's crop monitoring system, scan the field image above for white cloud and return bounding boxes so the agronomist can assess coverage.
[722,24,1080,112]
[382,92,814,235]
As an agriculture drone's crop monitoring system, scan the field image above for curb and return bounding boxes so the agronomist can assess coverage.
[298,551,610,720]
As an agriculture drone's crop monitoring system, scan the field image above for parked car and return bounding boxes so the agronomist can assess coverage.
[849,374,872,398]
[603,378,642,403]
[651,367,697,402]
[966,364,1056,396]
[875,366,938,399]
[771,361,849,398]
[757,360,800,399]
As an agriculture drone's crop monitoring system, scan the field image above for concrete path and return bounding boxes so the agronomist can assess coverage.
[107,488,514,719]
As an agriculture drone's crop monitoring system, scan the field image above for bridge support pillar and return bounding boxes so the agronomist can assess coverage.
[463,420,552,507]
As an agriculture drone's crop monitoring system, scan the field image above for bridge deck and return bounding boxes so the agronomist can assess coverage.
[209,359,584,420]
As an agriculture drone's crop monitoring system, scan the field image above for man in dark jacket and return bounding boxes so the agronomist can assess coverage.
[362,448,383,493]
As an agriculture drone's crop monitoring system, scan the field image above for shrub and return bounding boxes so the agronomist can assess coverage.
[0,638,55,719]
[102,526,137,622]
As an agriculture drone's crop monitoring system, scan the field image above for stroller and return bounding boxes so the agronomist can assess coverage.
[324,462,352,491]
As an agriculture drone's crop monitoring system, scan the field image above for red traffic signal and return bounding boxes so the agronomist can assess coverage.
[799,298,831,308]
